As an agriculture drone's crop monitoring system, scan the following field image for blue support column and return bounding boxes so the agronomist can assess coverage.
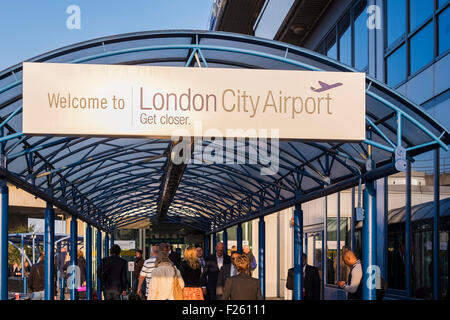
[223,229,228,255]
[293,204,303,300]
[258,217,266,298]
[212,233,217,255]
[86,224,92,300]
[237,223,243,254]
[433,149,440,300]
[110,233,114,249]
[304,233,308,258]
[405,161,412,298]
[96,229,102,300]
[351,187,356,252]
[337,192,341,282]
[70,217,78,300]
[104,233,110,258]
[44,203,55,300]
[21,235,26,293]
[376,178,388,284]
[0,180,8,300]
[204,235,210,257]
[362,181,377,300]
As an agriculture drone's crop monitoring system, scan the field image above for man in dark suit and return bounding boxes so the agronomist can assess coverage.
[201,242,231,300]
[98,244,128,300]
[216,251,240,299]
[286,253,321,300]
[161,243,181,269]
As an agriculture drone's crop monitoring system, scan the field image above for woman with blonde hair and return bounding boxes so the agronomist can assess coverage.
[147,251,184,300]
[222,254,263,300]
[179,245,204,300]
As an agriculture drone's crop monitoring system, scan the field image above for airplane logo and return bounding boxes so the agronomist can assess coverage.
[310,81,343,93]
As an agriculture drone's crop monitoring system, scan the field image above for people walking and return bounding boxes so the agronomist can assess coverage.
[98,244,128,300]
[161,243,181,269]
[147,251,185,300]
[222,254,263,300]
[196,246,206,273]
[216,251,240,299]
[133,249,144,293]
[337,250,362,300]
[286,253,321,300]
[137,245,160,299]
[28,251,45,300]
[179,246,204,300]
[201,242,231,300]
[55,246,67,295]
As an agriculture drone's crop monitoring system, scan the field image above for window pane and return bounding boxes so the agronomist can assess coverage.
[355,8,369,70]
[439,6,450,55]
[410,22,434,75]
[387,0,406,46]
[326,194,338,284]
[339,15,352,66]
[439,0,449,8]
[387,44,406,87]
[410,0,434,31]
[326,29,337,60]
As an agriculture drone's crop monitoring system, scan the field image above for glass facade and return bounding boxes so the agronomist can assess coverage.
[317,0,368,71]
[325,191,354,286]
[385,0,450,87]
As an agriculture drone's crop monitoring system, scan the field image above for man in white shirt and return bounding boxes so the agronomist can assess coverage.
[338,250,363,300]
[137,245,160,299]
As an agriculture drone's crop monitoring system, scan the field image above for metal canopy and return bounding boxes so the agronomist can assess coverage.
[0,30,448,234]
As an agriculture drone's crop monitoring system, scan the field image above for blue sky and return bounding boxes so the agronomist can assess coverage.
[0,0,213,71]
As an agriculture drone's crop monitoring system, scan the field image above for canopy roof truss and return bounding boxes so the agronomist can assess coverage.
[0,31,448,233]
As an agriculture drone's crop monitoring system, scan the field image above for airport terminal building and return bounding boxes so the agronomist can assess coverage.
[208,0,450,300]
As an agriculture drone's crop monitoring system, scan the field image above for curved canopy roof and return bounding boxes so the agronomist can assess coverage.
[0,30,448,233]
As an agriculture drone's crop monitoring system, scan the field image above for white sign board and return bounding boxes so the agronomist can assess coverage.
[128,261,135,272]
[114,240,135,251]
[23,62,366,141]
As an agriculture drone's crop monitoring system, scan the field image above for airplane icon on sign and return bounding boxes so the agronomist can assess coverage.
[310,81,343,93]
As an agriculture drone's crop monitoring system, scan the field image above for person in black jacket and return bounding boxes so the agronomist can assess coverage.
[216,251,240,299]
[98,244,128,300]
[29,251,46,300]
[179,246,204,300]
[161,243,181,269]
[286,253,321,300]
[201,242,231,300]
[222,254,262,300]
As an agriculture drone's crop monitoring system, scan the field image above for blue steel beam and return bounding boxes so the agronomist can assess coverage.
[96,229,102,300]
[258,217,266,298]
[212,233,217,255]
[433,149,440,300]
[70,217,78,300]
[223,229,228,254]
[44,203,55,300]
[0,179,8,300]
[86,224,92,300]
[237,223,243,254]
[293,204,303,300]
[204,235,210,257]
